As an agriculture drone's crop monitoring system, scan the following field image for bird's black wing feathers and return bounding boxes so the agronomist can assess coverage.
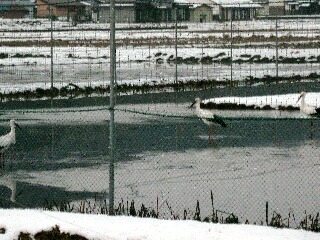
[214,115,227,127]
[206,115,227,127]
[315,107,320,117]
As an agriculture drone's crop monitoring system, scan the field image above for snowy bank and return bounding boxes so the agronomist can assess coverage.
[0,209,319,240]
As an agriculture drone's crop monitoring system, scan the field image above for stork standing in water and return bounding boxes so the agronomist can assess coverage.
[190,98,227,141]
[297,91,320,117]
[297,91,320,140]
[0,120,21,170]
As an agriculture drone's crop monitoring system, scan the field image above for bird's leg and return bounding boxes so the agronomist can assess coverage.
[0,153,3,171]
[310,119,314,140]
[208,127,212,142]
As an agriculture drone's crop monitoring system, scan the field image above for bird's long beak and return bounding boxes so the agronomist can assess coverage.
[189,101,196,108]
[14,123,22,130]
[296,94,302,103]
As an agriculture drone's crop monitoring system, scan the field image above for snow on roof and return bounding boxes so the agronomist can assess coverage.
[99,3,135,6]
[0,0,35,6]
[174,0,261,8]
[174,0,189,3]
[174,0,214,5]
[38,0,85,6]
[212,0,261,8]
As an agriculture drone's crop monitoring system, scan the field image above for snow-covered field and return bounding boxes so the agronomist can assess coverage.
[0,209,319,240]
[205,92,320,110]
[1,18,320,93]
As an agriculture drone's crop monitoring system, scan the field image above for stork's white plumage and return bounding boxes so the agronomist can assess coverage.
[190,98,226,140]
[0,120,21,170]
[297,91,320,117]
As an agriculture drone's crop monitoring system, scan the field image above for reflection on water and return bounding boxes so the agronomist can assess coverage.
[0,174,16,203]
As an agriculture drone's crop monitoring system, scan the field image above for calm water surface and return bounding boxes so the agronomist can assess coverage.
[0,94,319,223]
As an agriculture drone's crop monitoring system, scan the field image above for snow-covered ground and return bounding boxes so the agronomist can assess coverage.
[205,92,320,110]
[0,209,319,240]
[1,18,320,93]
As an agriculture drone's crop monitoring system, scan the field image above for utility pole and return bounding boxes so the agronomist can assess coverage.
[109,0,116,215]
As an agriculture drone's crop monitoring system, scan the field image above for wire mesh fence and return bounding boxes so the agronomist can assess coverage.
[0,6,319,231]
[2,11,320,97]
[0,100,319,228]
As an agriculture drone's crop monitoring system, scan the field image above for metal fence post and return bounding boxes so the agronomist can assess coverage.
[266,201,269,225]
[230,14,233,84]
[50,5,54,89]
[109,0,116,215]
[275,15,279,78]
[175,5,178,85]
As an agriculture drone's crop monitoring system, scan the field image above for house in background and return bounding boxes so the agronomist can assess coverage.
[96,0,189,23]
[0,0,35,18]
[94,0,136,23]
[83,0,320,23]
[135,1,155,22]
[152,0,174,22]
[285,0,320,15]
[212,0,261,20]
[36,0,87,21]
[253,0,269,16]
[95,0,187,23]
[152,0,190,22]
[3,0,320,22]
[175,0,214,22]
[268,0,285,15]
[190,3,213,22]
[174,0,262,22]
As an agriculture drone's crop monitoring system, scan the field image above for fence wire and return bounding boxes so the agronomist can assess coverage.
[0,11,319,230]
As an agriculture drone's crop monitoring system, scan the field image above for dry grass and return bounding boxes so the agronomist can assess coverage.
[17,225,88,240]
